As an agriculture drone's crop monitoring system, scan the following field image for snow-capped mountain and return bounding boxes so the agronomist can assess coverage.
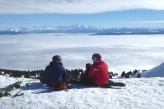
[0,25,164,35]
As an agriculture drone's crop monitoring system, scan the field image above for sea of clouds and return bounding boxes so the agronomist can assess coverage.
[0,33,164,74]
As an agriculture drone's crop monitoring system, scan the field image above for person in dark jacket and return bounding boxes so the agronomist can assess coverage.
[42,55,68,90]
[89,53,110,86]
[80,63,92,85]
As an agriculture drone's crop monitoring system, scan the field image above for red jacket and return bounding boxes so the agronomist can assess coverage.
[89,60,109,86]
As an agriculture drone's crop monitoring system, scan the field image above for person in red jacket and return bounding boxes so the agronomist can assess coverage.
[89,53,110,86]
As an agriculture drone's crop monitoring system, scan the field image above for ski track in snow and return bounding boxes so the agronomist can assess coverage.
[0,76,164,109]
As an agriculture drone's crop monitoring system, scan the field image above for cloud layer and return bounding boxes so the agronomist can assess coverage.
[0,0,164,14]
[0,33,164,74]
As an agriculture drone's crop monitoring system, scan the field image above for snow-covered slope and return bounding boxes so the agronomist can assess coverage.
[141,63,164,78]
[0,75,164,109]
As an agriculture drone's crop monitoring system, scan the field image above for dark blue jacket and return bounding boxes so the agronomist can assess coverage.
[44,61,68,85]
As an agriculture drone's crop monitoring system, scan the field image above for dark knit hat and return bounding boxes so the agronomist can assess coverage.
[52,55,62,62]
[92,53,102,62]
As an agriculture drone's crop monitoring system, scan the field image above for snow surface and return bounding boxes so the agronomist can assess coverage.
[0,75,164,109]
[141,63,164,77]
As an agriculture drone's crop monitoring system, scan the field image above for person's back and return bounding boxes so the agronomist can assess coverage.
[42,55,68,90]
[89,53,109,86]
[44,60,67,85]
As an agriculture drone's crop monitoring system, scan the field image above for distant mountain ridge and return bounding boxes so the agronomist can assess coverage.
[0,25,164,35]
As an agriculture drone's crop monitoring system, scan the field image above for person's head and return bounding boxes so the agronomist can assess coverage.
[92,53,102,63]
[52,55,62,62]
[86,63,91,70]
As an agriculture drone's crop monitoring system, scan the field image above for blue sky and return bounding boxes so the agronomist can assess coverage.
[0,0,164,28]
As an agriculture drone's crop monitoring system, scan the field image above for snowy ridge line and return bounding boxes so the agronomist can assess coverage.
[0,26,164,35]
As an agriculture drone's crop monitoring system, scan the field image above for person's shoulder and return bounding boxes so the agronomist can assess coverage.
[57,62,66,69]
[100,60,106,64]
[99,60,108,66]
[45,64,50,68]
[45,64,51,70]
